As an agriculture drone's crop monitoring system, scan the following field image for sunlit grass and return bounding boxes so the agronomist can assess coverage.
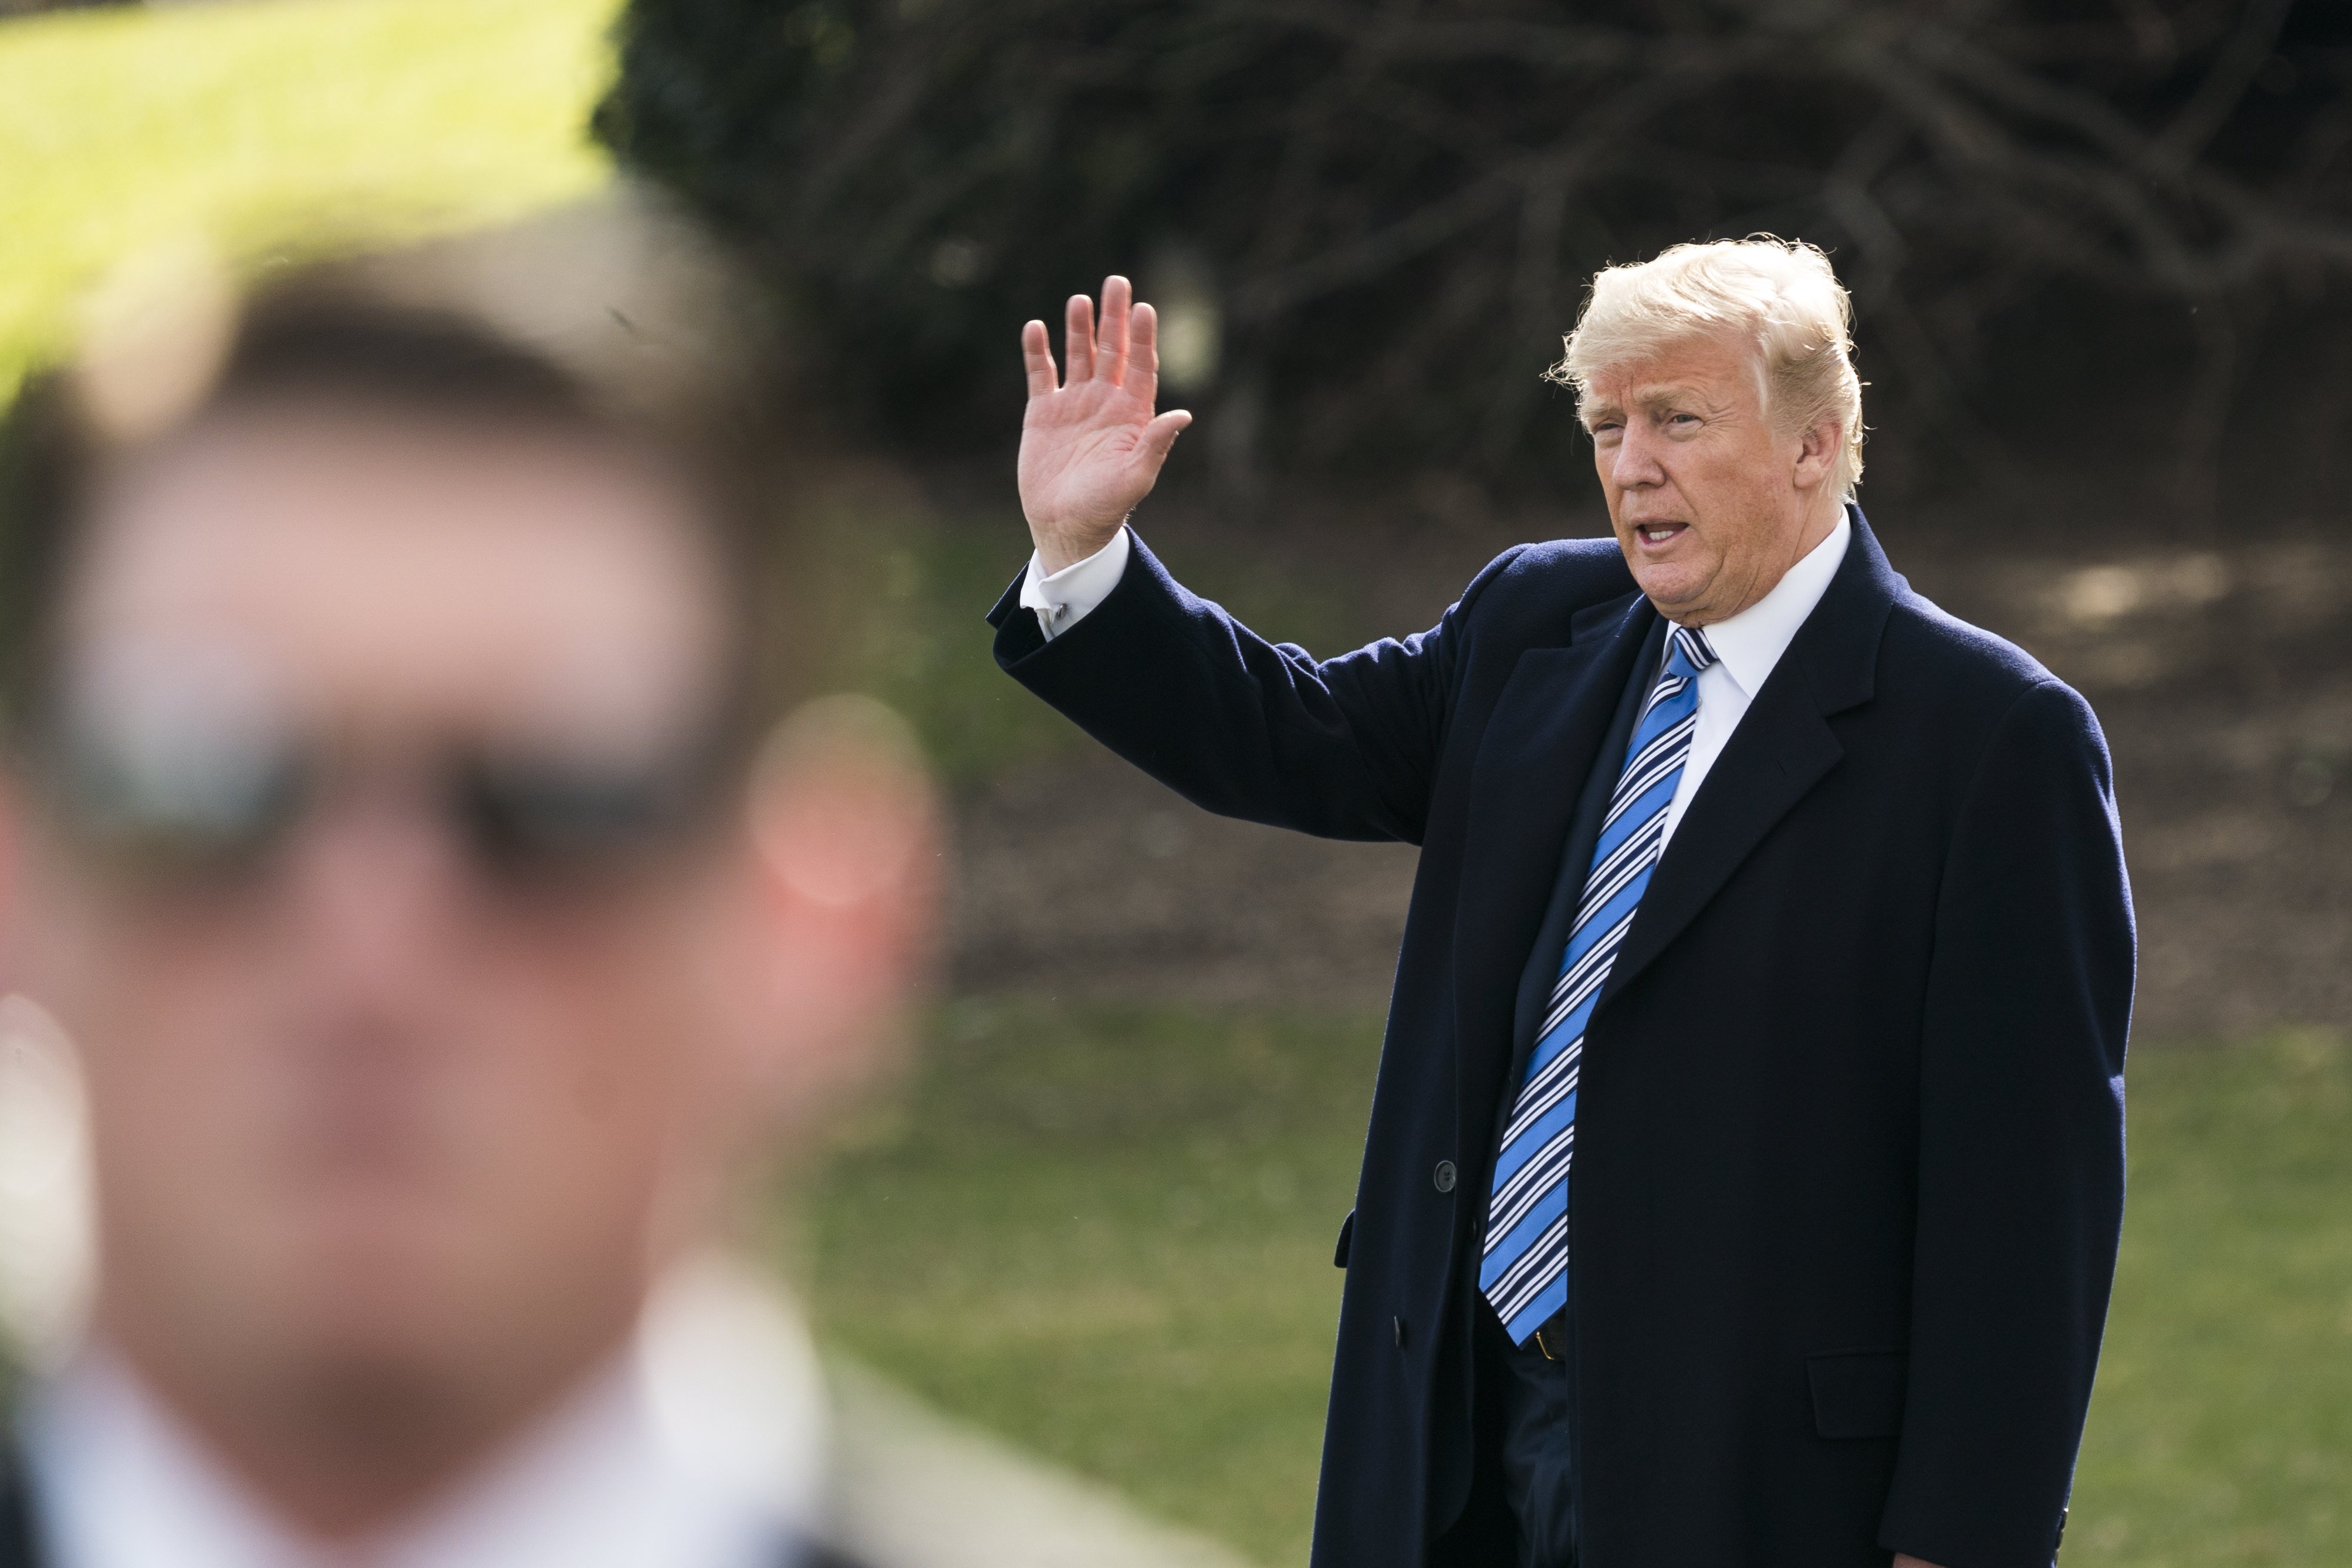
[805,1014,2352,1567]
[0,0,620,401]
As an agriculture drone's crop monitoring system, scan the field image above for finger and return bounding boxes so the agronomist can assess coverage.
[1021,319,1058,398]
[1127,300,1163,409]
[1099,275,1132,383]
[1137,408,1192,471]
[1064,293,1096,383]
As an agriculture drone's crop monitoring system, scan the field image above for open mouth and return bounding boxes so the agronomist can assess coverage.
[1632,522,1689,546]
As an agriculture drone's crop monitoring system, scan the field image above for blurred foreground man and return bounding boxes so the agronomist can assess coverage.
[0,275,934,1566]
[991,242,2134,1567]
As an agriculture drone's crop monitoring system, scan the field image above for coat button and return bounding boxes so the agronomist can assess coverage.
[1432,1160,1457,1193]
[1393,1315,1407,1349]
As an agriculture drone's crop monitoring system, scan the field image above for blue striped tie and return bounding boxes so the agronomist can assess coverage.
[1481,624,1718,1343]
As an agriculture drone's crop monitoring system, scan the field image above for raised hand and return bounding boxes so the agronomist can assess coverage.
[1018,275,1194,575]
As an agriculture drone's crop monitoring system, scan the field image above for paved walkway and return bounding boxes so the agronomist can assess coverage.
[826,1358,1258,1568]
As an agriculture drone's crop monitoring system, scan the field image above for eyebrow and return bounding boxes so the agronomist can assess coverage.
[1579,383,1706,428]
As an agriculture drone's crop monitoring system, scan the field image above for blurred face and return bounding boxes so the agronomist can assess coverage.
[1581,331,1842,626]
[0,407,928,1512]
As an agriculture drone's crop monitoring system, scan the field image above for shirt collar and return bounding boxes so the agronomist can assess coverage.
[19,1258,820,1568]
[1689,510,1851,699]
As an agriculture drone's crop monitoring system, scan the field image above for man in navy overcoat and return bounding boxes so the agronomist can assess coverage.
[989,242,2134,1568]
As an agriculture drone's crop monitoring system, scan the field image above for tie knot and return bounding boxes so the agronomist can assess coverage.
[1668,625,1718,679]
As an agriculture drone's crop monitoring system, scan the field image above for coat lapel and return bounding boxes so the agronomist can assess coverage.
[1452,589,1657,1166]
[1598,507,1902,1005]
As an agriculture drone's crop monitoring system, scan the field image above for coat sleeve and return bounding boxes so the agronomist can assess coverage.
[987,529,1524,845]
[1879,678,2135,1568]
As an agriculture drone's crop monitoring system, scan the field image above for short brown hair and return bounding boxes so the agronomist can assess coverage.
[0,270,802,755]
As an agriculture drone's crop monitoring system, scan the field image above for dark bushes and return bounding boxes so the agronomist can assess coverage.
[597,1,2352,488]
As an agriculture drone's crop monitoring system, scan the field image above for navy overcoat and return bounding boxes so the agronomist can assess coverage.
[988,508,2134,1568]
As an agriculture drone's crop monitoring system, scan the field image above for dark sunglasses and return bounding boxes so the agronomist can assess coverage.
[33,713,738,890]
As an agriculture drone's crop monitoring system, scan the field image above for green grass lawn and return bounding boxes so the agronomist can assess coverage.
[800,1000,1377,1562]
[2069,1029,2352,1566]
[803,1009,2352,1567]
[0,0,619,400]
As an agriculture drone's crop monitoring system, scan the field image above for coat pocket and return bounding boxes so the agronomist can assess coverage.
[1806,1350,1908,1440]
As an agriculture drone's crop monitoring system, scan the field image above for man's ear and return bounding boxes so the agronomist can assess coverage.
[1792,418,1843,494]
[734,695,944,1129]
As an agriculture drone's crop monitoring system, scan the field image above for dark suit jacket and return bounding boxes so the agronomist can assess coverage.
[0,1425,29,1568]
[988,507,2134,1568]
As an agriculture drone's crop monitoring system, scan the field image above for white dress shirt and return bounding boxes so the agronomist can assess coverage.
[1019,513,1853,850]
[1654,514,1850,848]
[15,1258,827,1568]
[1018,525,1134,643]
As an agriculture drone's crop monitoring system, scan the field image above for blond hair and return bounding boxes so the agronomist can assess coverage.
[1550,237,1864,498]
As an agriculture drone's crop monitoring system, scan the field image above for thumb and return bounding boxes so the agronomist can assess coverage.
[1138,408,1193,469]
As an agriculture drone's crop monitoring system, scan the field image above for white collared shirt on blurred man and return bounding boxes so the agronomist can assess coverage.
[16,1257,827,1568]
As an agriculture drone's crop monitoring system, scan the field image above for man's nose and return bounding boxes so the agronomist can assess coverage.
[277,796,472,985]
[1608,421,1667,489]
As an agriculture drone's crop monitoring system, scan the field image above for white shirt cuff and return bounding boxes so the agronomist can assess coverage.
[1018,527,1131,641]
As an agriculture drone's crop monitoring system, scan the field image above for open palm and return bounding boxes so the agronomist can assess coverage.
[1018,275,1193,575]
